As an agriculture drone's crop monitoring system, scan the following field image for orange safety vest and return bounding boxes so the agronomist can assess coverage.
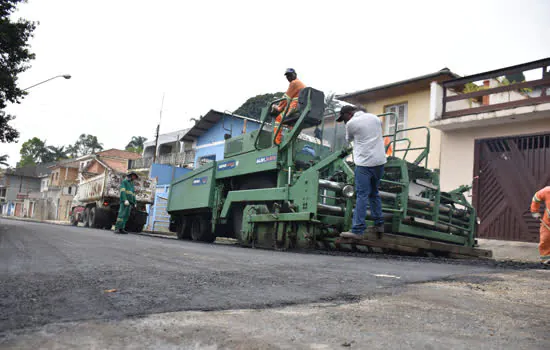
[530,186,550,261]
[274,79,306,145]
[384,136,393,156]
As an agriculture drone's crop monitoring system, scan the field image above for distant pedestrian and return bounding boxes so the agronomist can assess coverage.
[115,171,138,234]
[530,186,550,265]
[337,105,387,240]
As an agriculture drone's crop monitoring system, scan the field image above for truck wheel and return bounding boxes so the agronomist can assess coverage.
[70,214,78,226]
[82,208,90,227]
[89,207,100,228]
[190,215,215,243]
[177,216,191,240]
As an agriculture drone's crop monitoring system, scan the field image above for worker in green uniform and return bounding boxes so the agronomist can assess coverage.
[115,171,138,234]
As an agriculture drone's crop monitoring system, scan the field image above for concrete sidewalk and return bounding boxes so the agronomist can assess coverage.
[1,215,541,262]
[477,238,540,262]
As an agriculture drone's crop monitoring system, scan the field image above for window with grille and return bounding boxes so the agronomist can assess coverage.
[199,154,216,165]
[384,103,408,139]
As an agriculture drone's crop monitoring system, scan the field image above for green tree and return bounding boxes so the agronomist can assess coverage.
[125,136,147,154]
[233,92,284,120]
[0,111,19,143]
[0,0,37,144]
[65,144,79,158]
[18,137,52,166]
[47,145,68,161]
[0,154,9,167]
[73,134,103,155]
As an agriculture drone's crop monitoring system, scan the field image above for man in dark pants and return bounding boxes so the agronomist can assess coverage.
[114,171,138,234]
[337,105,387,239]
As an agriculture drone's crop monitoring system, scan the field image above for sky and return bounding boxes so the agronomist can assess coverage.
[1,0,549,166]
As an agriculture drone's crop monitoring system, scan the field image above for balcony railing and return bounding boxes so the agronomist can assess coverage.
[439,58,550,119]
[128,150,195,169]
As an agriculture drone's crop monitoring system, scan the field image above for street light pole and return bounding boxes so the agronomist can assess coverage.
[22,74,71,91]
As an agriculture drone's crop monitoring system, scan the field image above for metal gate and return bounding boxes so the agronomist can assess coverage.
[473,133,550,242]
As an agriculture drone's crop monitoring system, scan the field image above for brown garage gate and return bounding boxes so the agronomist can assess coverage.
[473,133,550,242]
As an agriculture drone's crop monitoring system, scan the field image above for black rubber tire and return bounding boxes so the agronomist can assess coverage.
[190,215,215,243]
[176,216,191,240]
[89,207,100,228]
[70,214,78,226]
[82,208,90,228]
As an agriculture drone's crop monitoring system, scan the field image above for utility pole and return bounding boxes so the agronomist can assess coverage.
[153,93,165,163]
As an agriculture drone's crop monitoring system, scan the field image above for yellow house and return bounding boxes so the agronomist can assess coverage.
[337,68,459,171]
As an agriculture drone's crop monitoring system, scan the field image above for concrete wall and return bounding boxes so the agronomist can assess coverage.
[439,118,550,193]
[358,89,441,170]
[4,175,41,201]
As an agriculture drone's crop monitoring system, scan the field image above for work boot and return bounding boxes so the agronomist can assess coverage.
[340,232,364,240]
[367,225,385,239]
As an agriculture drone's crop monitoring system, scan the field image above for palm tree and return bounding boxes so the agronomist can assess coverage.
[0,154,9,167]
[74,134,104,155]
[47,145,68,161]
[324,92,342,113]
[66,144,79,158]
[126,136,147,153]
[126,136,147,149]
[87,135,103,154]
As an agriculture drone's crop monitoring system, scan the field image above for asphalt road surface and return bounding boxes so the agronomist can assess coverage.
[4,218,546,349]
[0,218,494,332]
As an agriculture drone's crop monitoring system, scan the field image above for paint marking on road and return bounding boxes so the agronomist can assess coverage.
[373,274,401,279]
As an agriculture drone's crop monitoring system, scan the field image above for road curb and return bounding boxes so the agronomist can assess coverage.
[0,216,70,226]
[132,231,178,240]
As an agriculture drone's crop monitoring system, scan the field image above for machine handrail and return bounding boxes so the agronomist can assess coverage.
[254,97,289,150]
[382,126,431,168]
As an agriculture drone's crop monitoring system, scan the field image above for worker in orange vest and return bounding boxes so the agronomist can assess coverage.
[530,186,550,265]
[384,137,393,157]
[272,68,306,145]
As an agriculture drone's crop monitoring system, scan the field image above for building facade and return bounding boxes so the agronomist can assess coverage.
[430,57,550,242]
[180,110,261,167]
[0,165,51,217]
[337,69,459,171]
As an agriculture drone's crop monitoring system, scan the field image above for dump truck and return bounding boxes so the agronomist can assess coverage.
[166,87,491,258]
[70,169,157,232]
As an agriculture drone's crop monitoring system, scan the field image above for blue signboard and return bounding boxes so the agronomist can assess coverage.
[256,154,277,164]
[192,176,208,186]
[217,160,237,171]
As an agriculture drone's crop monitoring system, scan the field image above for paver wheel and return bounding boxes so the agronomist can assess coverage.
[177,216,191,240]
[190,215,215,243]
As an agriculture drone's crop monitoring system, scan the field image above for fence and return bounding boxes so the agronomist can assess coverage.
[440,58,550,119]
[129,150,196,170]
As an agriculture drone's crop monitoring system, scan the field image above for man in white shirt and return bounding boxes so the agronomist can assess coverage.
[337,105,387,239]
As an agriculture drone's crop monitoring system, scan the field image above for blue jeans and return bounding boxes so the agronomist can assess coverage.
[352,165,384,234]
